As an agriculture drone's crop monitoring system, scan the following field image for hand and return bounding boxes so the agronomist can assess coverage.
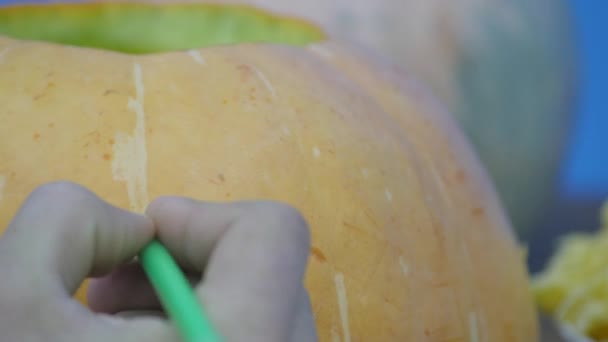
[0,181,316,341]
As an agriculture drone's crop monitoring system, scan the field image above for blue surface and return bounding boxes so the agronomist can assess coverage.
[562,0,608,197]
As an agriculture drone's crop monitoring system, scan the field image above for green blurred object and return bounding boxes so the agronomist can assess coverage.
[0,3,324,53]
[140,240,222,342]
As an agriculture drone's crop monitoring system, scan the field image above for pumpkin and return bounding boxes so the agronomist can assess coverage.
[0,3,538,341]
[226,0,579,239]
[76,0,578,237]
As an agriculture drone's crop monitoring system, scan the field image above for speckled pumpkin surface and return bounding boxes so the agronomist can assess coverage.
[77,0,578,238]
[209,0,578,239]
[0,3,538,341]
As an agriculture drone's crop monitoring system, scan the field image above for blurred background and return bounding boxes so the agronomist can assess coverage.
[527,0,607,273]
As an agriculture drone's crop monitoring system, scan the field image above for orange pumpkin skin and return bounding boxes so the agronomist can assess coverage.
[102,0,577,237]
[0,33,537,341]
[221,0,578,239]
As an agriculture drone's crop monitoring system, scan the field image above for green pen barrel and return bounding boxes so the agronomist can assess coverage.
[140,240,222,342]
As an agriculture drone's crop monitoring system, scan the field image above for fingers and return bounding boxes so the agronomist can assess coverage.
[0,182,176,342]
[87,262,200,314]
[0,181,155,296]
[87,262,161,314]
[146,196,311,342]
[290,289,318,342]
[0,295,176,342]
[70,308,177,342]
[0,184,313,340]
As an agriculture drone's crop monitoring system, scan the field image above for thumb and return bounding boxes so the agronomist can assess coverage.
[0,181,154,296]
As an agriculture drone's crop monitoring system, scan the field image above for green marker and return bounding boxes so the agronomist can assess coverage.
[140,240,222,342]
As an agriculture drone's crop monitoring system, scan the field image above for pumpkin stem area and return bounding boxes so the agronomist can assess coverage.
[0,3,325,54]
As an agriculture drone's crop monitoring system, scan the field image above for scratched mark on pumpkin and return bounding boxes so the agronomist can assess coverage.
[310,246,327,263]
[335,273,351,342]
[0,175,6,202]
[308,44,334,59]
[111,63,149,212]
[385,188,393,202]
[312,146,321,158]
[361,168,369,178]
[430,165,451,206]
[252,66,277,98]
[187,50,206,65]
[0,46,14,63]
[362,207,379,229]
[399,256,410,276]
[331,328,341,342]
[469,312,479,342]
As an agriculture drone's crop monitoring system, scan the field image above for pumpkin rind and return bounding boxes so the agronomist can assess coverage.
[112,0,577,237]
[238,0,579,239]
[0,8,537,340]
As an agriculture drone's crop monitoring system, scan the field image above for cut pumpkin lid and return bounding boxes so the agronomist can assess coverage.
[0,2,327,54]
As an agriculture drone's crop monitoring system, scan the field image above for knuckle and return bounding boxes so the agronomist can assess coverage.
[32,181,87,199]
[257,201,304,222]
[147,196,201,231]
[29,181,94,209]
[250,201,310,242]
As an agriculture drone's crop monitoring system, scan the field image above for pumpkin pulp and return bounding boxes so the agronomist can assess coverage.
[0,3,326,53]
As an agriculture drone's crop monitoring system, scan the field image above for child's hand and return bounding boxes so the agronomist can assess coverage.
[0,181,316,341]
